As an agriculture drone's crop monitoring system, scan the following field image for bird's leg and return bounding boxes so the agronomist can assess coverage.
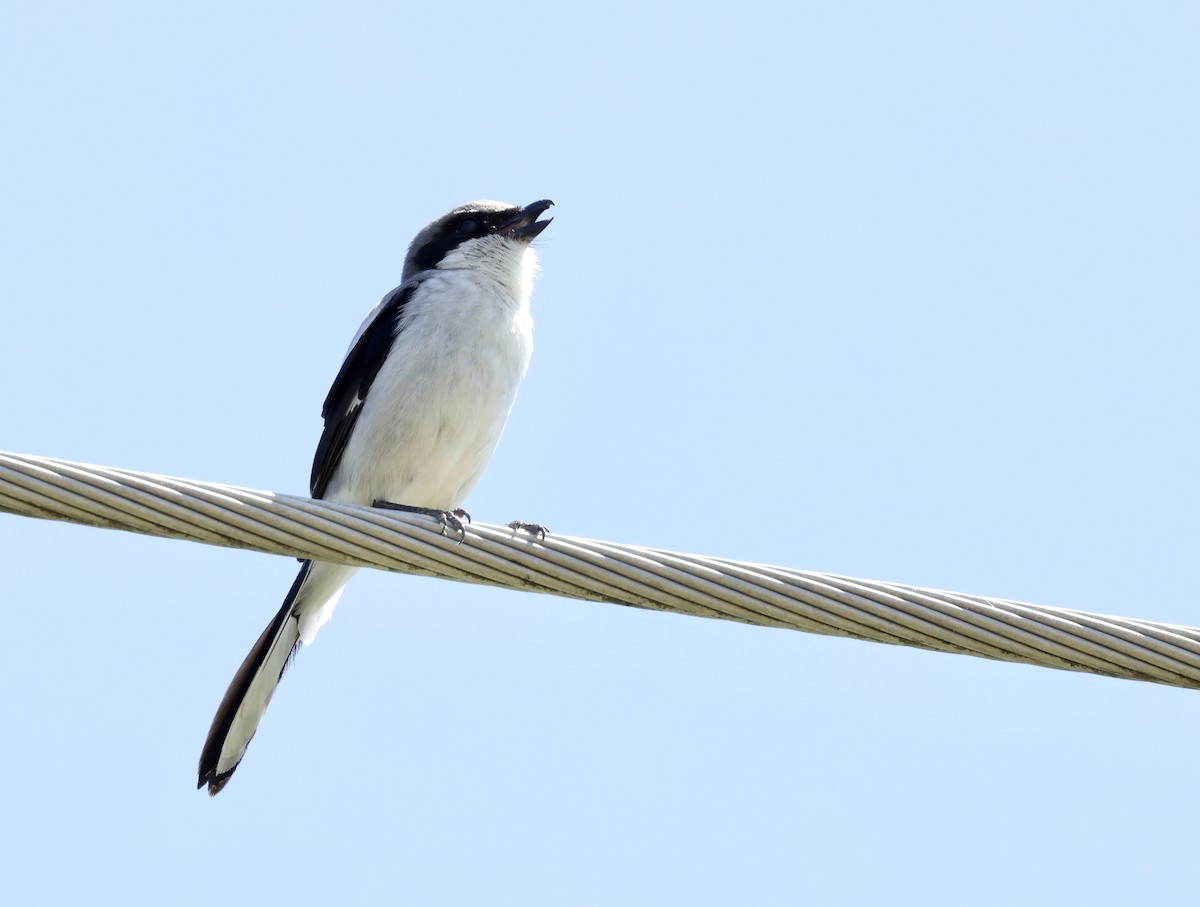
[373,501,469,542]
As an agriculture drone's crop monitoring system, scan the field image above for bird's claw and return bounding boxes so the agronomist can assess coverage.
[507,520,548,540]
[437,510,468,542]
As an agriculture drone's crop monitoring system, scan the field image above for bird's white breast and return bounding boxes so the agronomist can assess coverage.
[324,266,534,510]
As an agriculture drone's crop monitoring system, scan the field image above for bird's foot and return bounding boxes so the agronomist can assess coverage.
[373,501,470,542]
[507,520,548,540]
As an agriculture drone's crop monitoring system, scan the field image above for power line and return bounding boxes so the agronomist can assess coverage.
[3,449,1198,688]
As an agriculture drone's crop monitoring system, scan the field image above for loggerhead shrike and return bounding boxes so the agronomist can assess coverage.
[197,198,554,795]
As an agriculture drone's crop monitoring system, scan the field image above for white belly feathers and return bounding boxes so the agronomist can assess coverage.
[323,268,534,510]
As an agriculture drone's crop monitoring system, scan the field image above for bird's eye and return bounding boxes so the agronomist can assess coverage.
[457,217,480,234]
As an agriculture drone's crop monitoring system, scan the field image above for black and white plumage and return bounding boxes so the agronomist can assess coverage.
[197,198,553,795]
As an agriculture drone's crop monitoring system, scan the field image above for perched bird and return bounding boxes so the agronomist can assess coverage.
[197,198,554,795]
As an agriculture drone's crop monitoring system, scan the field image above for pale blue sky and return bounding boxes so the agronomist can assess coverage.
[2,2,1198,904]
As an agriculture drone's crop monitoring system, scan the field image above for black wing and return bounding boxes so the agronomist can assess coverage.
[309,284,414,499]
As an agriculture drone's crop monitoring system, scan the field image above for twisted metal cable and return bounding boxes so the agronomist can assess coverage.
[2,449,1199,689]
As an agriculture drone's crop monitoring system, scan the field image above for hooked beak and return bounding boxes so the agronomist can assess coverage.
[497,199,554,240]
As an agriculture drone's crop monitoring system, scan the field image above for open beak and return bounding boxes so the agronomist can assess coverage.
[497,199,554,240]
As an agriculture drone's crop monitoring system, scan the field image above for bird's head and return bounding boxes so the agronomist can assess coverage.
[402,199,554,285]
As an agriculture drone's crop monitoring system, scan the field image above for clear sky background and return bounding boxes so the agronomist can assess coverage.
[2,2,1197,904]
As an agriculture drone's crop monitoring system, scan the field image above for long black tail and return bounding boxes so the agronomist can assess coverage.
[197,562,310,795]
